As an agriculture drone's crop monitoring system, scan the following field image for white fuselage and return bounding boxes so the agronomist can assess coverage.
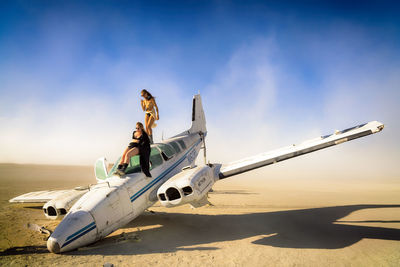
[47,133,203,253]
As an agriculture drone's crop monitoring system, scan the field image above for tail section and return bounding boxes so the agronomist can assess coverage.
[189,94,207,134]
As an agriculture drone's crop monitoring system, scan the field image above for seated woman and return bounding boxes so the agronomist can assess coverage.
[115,122,152,177]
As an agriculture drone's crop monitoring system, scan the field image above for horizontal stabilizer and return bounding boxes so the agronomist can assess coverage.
[219,121,384,179]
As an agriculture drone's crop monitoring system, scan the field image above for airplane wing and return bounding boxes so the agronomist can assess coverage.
[9,156,108,204]
[9,187,89,219]
[156,121,384,209]
[219,121,384,179]
[9,188,88,203]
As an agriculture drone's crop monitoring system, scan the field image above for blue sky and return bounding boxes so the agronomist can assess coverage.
[0,1,399,178]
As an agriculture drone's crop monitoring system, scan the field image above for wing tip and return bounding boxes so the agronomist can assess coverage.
[367,121,384,133]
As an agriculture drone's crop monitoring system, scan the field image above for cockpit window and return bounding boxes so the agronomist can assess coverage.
[125,155,141,174]
[150,147,163,170]
[108,157,121,177]
[107,155,142,177]
[107,147,164,177]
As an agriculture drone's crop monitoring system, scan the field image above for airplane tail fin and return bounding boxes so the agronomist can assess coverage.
[189,94,207,134]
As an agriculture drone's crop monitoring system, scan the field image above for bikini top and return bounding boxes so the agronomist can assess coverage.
[143,98,155,111]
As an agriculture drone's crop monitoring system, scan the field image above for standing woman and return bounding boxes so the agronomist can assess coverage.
[140,89,159,144]
[115,122,151,177]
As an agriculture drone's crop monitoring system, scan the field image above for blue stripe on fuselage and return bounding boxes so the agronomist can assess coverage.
[130,139,201,202]
[61,221,96,248]
[65,222,96,241]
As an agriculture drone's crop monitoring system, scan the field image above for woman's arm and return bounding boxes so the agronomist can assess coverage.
[154,99,159,120]
[140,99,145,111]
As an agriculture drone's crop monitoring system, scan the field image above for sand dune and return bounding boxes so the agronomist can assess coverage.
[0,164,400,266]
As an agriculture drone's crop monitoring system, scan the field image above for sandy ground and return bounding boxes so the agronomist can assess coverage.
[0,163,400,266]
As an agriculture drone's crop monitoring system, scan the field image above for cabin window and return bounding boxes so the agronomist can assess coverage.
[169,141,181,153]
[157,143,175,159]
[178,140,186,149]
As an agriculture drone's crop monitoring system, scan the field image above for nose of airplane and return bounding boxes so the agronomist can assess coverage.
[47,237,60,253]
[47,209,97,253]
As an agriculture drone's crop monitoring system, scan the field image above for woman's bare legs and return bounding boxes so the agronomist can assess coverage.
[116,147,139,175]
[122,147,139,164]
[119,147,130,165]
[145,114,154,136]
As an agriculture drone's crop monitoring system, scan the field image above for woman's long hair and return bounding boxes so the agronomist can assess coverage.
[136,122,145,131]
[141,89,154,100]
[136,122,149,137]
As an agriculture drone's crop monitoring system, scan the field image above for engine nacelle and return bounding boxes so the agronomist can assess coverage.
[43,189,88,220]
[157,164,220,208]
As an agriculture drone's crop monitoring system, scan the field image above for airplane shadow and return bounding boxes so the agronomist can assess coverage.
[0,246,48,256]
[69,204,400,256]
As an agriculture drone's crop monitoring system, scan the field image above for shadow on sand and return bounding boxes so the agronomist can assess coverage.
[0,246,48,256]
[66,204,400,256]
[2,204,399,256]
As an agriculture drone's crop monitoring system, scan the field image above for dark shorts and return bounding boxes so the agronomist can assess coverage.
[128,142,139,149]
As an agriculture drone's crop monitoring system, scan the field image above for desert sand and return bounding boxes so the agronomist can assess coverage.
[1,163,400,266]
